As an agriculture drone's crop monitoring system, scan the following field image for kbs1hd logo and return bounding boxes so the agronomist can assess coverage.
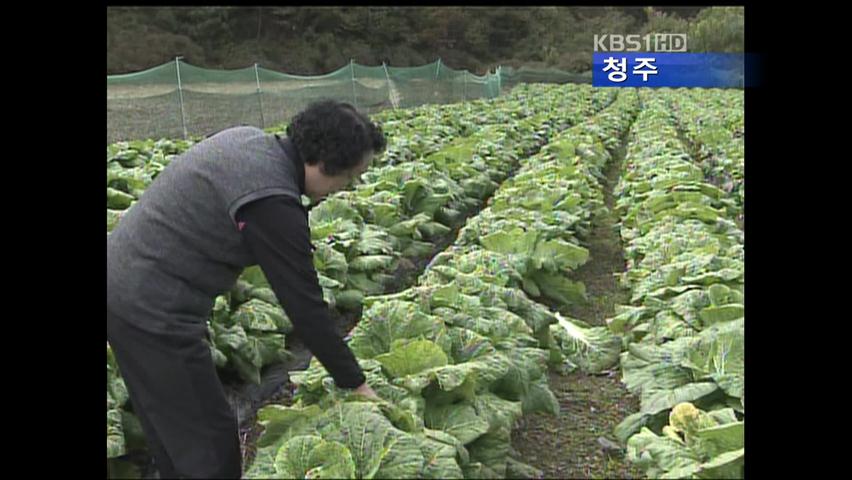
[592,34,688,87]
[591,33,743,88]
[593,34,688,53]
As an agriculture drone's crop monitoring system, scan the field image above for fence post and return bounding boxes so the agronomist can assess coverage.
[254,63,265,129]
[175,56,188,139]
[350,59,359,109]
[463,70,467,102]
[382,61,397,109]
[492,69,499,98]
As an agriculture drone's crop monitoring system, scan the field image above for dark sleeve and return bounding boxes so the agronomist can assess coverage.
[235,195,366,389]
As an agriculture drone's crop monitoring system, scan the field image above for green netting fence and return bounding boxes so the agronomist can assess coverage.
[498,66,593,90]
[107,58,504,143]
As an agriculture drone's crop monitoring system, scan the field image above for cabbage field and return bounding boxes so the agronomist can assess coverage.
[107,84,744,479]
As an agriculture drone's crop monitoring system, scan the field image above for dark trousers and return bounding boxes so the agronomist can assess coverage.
[107,309,242,479]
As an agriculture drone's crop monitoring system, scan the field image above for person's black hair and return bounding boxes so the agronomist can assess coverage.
[286,100,387,176]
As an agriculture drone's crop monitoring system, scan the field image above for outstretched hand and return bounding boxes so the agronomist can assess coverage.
[353,382,380,401]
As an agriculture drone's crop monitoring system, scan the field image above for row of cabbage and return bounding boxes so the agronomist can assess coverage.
[425,88,642,375]
[241,89,639,479]
[450,89,639,313]
[664,88,744,210]
[106,84,614,476]
[607,89,745,479]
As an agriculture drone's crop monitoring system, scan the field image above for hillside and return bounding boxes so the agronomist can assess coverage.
[107,6,742,75]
